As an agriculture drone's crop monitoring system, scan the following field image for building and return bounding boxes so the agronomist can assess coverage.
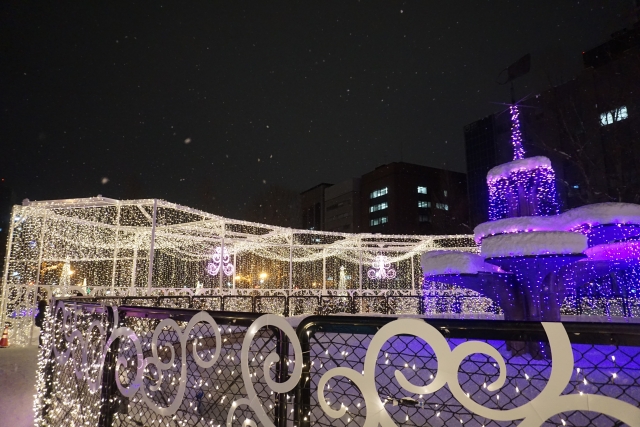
[323,178,361,232]
[300,183,332,231]
[464,24,640,227]
[360,162,468,235]
[301,162,469,235]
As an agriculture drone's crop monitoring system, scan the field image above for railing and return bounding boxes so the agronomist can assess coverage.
[36,299,640,427]
[8,283,640,348]
[55,293,502,318]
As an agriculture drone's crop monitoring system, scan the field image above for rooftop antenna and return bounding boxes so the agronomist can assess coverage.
[497,53,531,160]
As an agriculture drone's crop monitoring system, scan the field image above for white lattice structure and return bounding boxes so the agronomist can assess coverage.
[1,197,476,345]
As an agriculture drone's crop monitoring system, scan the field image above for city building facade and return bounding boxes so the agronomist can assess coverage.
[300,183,332,231]
[301,162,469,235]
[323,178,361,232]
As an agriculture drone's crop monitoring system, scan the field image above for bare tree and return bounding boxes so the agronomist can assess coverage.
[526,49,640,206]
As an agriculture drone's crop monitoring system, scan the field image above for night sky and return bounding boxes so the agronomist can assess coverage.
[0,1,634,220]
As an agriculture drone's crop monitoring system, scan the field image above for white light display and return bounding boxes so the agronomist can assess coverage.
[207,246,234,277]
[35,302,640,427]
[0,197,477,346]
[367,255,397,280]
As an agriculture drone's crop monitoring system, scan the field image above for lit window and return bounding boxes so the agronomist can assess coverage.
[370,187,388,199]
[418,201,431,208]
[444,190,448,197]
[370,216,388,226]
[417,186,427,194]
[419,215,430,223]
[436,203,449,211]
[600,106,628,126]
[370,202,388,213]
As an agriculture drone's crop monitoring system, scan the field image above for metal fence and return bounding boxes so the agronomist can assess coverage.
[37,299,640,427]
[54,293,502,317]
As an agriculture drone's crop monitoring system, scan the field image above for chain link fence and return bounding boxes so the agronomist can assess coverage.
[38,299,640,427]
[294,316,640,427]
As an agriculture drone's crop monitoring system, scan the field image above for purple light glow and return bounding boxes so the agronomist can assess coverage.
[510,105,525,160]
[488,166,559,221]
[475,204,640,243]
[585,241,640,261]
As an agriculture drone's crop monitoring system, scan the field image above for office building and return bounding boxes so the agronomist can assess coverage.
[301,162,469,235]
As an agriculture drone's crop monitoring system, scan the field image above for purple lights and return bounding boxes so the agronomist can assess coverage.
[486,106,558,221]
[422,100,640,327]
[585,240,640,262]
[487,164,559,221]
[510,105,525,160]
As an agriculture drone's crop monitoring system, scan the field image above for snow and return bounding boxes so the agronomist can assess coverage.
[474,202,640,243]
[560,202,640,229]
[486,156,552,182]
[420,250,504,275]
[584,241,640,261]
[481,231,587,258]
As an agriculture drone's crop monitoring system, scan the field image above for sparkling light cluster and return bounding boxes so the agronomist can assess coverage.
[367,255,397,280]
[488,165,559,221]
[35,301,640,427]
[510,105,525,160]
[206,246,234,276]
[1,197,477,345]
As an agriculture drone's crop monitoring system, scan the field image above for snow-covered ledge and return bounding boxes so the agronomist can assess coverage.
[486,156,552,183]
[474,202,640,243]
[481,231,587,258]
[420,250,505,276]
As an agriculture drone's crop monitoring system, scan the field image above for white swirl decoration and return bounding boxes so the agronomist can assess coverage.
[317,319,640,427]
[51,300,108,391]
[50,303,640,426]
[52,301,223,415]
[108,310,222,416]
[226,314,303,427]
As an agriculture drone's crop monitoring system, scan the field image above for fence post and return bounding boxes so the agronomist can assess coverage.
[39,301,57,423]
[98,306,121,427]
[295,324,313,427]
[576,287,582,316]
[275,328,290,427]
[146,199,157,294]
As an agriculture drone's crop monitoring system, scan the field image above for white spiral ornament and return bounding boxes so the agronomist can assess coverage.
[226,314,303,427]
[316,319,640,427]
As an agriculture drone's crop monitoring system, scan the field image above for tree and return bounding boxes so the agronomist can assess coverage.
[525,48,640,207]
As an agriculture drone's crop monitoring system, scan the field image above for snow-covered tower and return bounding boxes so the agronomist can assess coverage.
[487,105,559,220]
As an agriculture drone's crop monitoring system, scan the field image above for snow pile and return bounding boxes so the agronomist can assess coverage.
[420,250,505,275]
[584,241,640,261]
[486,156,552,183]
[560,203,640,230]
[474,202,640,243]
[481,231,587,258]
[475,216,558,243]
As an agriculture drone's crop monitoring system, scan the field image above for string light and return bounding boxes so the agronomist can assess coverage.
[509,104,525,160]
[367,254,397,280]
[2,198,479,345]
